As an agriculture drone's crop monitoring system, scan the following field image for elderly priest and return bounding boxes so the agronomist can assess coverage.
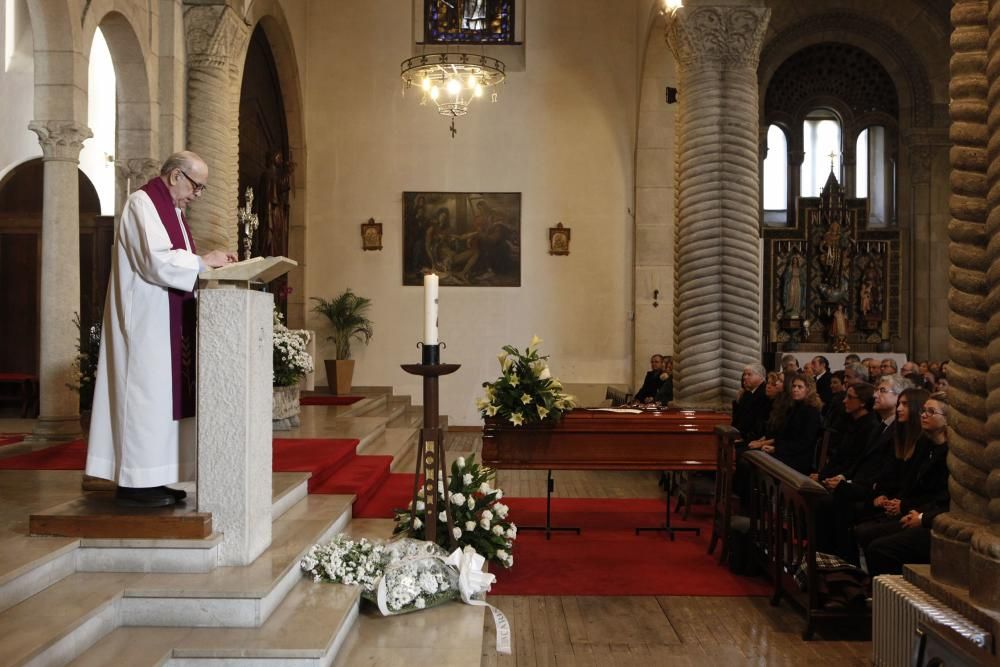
[85,151,236,507]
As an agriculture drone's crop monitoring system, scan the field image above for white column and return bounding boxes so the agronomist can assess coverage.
[665,3,770,409]
[28,120,93,440]
[196,287,273,566]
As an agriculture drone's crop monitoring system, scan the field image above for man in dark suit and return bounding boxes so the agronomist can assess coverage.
[732,363,770,443]
[811,355,833,405]
[633,354,665,403]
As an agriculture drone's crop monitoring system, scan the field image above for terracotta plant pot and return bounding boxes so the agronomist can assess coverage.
[325,359,355,395]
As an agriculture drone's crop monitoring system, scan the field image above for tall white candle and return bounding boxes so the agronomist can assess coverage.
[424,273,439,344]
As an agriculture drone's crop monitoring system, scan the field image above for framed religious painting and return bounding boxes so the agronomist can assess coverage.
[361,218,382,251]
[402,192,521,286]
[548,222,570,255]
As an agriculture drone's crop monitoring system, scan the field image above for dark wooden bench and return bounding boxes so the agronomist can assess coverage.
[708,424,741,562]
[742,450,870,639]
[0,373,38,418]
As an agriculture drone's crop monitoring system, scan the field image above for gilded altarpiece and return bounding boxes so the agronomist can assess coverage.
[763,174,900,352]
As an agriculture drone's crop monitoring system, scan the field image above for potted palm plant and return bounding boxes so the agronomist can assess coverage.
[311,289,374,395]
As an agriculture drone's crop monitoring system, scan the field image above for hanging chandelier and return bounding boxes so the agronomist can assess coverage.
[401,52,505,132]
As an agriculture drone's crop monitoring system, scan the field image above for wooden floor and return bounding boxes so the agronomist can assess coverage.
[444,432,874,666]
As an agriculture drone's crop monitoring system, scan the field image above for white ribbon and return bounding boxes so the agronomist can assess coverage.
[373,547,512,655]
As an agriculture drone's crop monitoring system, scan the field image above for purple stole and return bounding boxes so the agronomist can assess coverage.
[139,177,197,420]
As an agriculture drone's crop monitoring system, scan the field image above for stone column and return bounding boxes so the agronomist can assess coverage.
[933,0,992,594]
[664,3,770,409]
[28,120,93,440]
[184,3,249,252]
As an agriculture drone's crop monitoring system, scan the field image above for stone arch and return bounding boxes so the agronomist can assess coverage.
[759,13,935,131]
[242,0,307,327]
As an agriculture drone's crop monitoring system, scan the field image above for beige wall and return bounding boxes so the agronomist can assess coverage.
[299,0,644,424]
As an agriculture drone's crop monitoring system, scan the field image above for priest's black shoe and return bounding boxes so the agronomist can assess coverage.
[161,486,187,501]
[115,485,176,508]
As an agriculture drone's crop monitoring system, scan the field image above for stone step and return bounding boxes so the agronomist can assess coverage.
[0,493,354,665]
[356,427,419,474]
[67,578,361,667]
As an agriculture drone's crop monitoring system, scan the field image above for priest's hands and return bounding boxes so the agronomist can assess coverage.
[202,250,238,268]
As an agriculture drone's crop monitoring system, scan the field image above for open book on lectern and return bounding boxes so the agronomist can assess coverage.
[199,256,298,285]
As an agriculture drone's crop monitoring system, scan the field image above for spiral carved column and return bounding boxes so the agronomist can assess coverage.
[932,0,993,594]
[665,5,770,409]
[184,4,249,252]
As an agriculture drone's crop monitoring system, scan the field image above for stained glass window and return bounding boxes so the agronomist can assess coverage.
[424,0,514,44]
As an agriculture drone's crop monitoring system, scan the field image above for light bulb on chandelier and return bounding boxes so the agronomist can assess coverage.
[401,51,506,135]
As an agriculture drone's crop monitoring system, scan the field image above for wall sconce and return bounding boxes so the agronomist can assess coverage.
[361,217,382,251]
[653,289,660,308]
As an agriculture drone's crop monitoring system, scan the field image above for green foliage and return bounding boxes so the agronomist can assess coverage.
[67,313,101,410]
[476,336,576,426]
[310,289,374,360]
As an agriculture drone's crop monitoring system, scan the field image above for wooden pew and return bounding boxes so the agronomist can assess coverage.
[742,450,870,639]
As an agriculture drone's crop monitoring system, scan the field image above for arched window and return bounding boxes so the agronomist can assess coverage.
[856,126,893,226]
[762,124,788,225]
[801,112,841,197]
[79,28,116,215]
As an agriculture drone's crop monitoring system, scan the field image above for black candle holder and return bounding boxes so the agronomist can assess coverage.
[402,341,460,545]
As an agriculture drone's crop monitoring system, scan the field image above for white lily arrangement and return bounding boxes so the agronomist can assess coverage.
[393,454,516,569]
[476,335,576,426]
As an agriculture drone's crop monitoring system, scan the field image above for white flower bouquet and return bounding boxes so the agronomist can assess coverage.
[301,536,513,653]
[301,537,474,614]
[273,309,313,387]
[476,335,576,426]
[393,454,516,569]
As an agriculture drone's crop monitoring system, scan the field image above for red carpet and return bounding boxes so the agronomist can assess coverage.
[300,395,364,406]
[489,497,771,597]
[352,472,419,518]
[0,434,27,447]
[0,439,86,469]
[311,455,392,507]
[272,438,359,491]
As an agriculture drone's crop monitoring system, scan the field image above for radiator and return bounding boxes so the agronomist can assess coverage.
[872,575,990,667]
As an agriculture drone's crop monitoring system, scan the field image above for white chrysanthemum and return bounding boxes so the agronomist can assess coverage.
[415,597,426,609]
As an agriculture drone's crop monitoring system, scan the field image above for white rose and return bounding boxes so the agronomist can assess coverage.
[492,525,504,535]
[439,511,447,522]
[467,497,476,510]
[505,527,515,539]
[497,549,509,560]
[480,482,493,495]
[451,492,465,506]
[495,490,503,500]
[481,510,493,521]
[494,503,508,518]
[415,501,425,511]
[456,456,466,469]
[413,517,423,529]
[480,518,491,530]
[452,526,462,540]
[463,473,473,485]
[465,521,476,531]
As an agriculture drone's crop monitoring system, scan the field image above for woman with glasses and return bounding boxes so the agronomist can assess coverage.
[855,392,950,569]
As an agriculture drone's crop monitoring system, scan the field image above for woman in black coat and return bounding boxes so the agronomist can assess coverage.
[747,372,823,475]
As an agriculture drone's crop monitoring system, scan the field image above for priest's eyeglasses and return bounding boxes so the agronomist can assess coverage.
[178,169,207,195]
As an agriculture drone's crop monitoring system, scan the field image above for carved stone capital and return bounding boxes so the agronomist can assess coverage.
[184,4,250,70]
[115,157,161,189]
[28,121,92,162]
[665,6,770,69]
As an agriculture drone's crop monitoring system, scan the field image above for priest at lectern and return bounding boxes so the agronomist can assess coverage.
[85,151,236,507]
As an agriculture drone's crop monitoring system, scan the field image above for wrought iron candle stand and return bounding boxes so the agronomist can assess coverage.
[401,342,460,546]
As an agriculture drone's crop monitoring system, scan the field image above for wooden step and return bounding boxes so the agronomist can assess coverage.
[29,493,213,540]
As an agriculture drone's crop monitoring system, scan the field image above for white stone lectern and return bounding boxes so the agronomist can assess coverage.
[197,256,297,566]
